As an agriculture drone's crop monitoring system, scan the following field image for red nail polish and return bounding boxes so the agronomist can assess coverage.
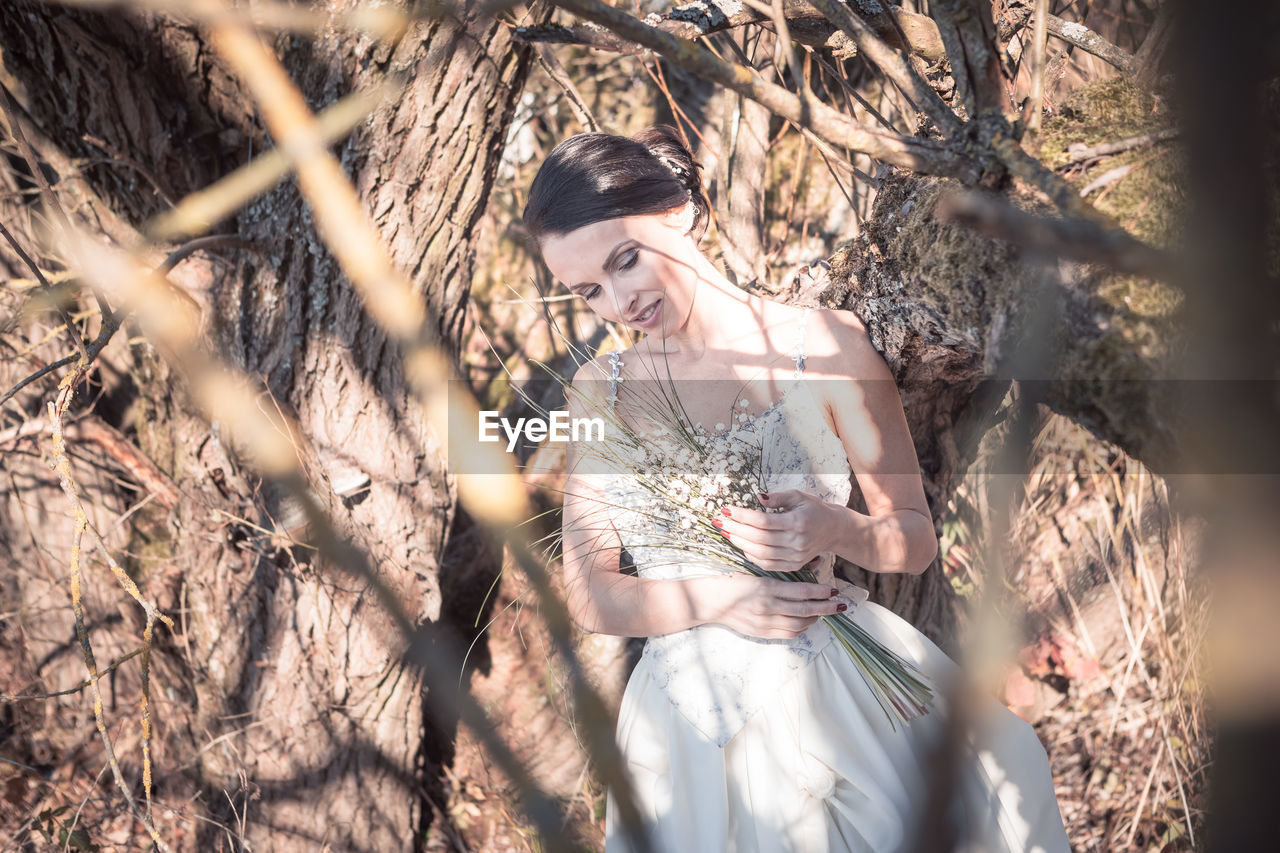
[836,602,848,612]
[830,588,839,597]
[758,492,769,500]
[721,531,731,539]
[720,508,731,517]
[711,518,723,528]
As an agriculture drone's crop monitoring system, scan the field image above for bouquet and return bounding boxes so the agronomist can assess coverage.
[537,355,936,731]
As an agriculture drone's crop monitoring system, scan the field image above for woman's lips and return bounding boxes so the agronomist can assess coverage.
[631,298,662,328]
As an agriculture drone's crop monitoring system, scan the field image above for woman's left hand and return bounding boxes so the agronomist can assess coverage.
[713,490,838,573]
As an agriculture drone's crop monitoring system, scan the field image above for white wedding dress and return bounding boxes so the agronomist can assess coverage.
[594,308,1072,853]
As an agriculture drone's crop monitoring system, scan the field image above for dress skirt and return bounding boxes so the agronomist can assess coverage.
[603,598,1073,853]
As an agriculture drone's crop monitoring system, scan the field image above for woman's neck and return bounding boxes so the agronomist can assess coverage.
[638,254,771,363]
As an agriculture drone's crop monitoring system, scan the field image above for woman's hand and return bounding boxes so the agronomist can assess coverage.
[712,489,839,573]
[692,573,846,639]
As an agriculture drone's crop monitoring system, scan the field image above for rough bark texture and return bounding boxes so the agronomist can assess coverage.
[807,148,1191,651]
[0,0,546,848]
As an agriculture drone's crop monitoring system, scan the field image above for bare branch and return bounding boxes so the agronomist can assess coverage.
[1045,13,1137,74]
[1,645,145,701]
[514,0,947,63]
[804,0,963,137]
[158,234,260,274]
[0,354,76,408]
[934,186,1179,280]
[532,45,599,132]
[1058,128,1180,166]
[544,0,979,180]
[0,413,180,509]
[1024,0,1048,132]
[930,0,1007,118]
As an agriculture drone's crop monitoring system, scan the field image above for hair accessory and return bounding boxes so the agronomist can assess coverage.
[654,152,686,179]
[654,150,698,228]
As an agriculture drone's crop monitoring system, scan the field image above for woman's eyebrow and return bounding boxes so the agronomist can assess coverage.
[573,239,636,289]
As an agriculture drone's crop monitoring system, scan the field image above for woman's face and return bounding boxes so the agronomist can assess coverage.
[539,203,697,338]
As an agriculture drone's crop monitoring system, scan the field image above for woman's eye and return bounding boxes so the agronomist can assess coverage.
[580,250,636,299]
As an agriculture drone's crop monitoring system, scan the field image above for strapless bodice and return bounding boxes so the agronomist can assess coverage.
[601,376,855,746]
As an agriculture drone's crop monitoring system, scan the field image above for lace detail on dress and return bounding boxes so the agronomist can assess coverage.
[606,350,623,408]
[599,307,860,747]
[791,306,811,378]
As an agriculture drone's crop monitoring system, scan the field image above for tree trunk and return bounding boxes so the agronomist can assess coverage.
[0,1,547,848]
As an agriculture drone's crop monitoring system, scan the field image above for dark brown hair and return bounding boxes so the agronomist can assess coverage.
[520,124,708,252]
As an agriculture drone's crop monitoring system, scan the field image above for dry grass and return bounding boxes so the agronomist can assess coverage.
[942,401,1210,852]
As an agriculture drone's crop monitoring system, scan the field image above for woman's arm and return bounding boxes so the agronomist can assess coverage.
[817,310,939,575]
[561,359,842,638]
[819,504,938,576]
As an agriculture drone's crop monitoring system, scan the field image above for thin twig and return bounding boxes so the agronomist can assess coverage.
[0,353,77,407]
[0,82,113,324]
[47,363,174,845]
[0,646,145,701]
[1059,127,1180,166]
[82,133,179,208]
[532,46,599,133]
[62,508,169,852]
[805,0,962,137]
[159,234,260,274]
[0,219,88,362]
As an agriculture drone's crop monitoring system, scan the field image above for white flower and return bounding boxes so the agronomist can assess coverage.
[715,423,726,432]
[739,399,749,407]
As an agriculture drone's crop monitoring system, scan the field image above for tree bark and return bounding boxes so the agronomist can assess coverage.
[0,0,547,848]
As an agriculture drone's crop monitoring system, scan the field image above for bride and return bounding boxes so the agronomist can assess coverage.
[521,124,1072,853]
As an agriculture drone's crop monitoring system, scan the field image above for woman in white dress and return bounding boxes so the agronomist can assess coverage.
[521,124,1072,853]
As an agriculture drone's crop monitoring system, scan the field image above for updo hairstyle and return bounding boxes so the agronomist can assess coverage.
[521,124,709,252]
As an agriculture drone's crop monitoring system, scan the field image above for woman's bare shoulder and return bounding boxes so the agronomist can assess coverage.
[570,353,614,385]
[804,307,887,377]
